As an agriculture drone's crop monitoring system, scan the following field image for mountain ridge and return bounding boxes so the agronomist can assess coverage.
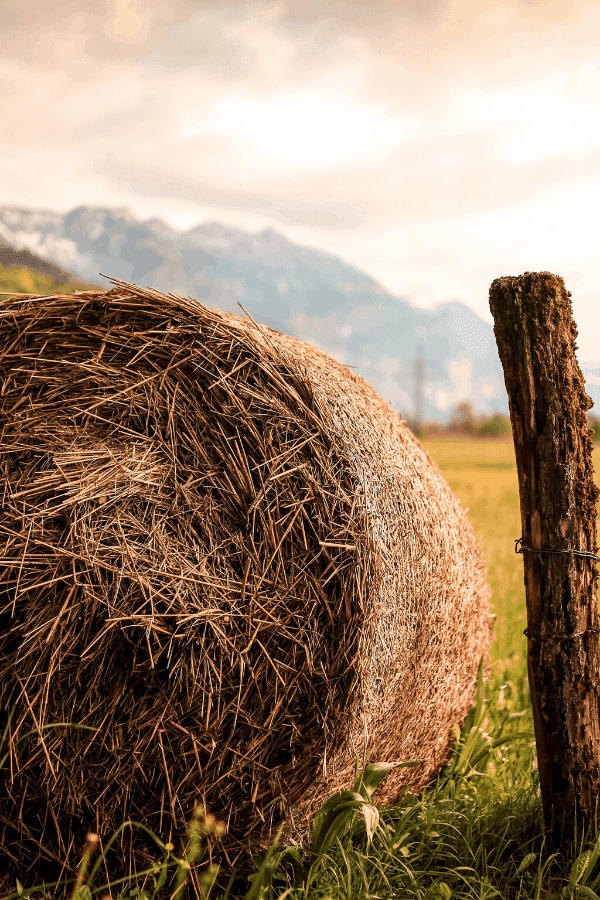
[1,203,587,420]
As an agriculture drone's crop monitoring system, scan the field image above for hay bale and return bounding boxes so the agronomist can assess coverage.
[0,278,492,878]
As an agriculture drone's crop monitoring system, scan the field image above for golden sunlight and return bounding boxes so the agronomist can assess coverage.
[179,92,413,167]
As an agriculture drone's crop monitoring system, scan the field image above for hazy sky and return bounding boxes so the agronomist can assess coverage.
[3,0,600,360]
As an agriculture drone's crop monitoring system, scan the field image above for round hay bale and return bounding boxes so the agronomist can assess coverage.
[0,279,492,879]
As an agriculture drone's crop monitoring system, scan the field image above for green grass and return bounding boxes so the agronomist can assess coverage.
[9,437,600,899]
[0,263,92,297]
[425,437,600,683]
[423,437,527,676]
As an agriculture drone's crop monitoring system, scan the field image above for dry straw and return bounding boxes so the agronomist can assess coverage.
[0,278,492,881]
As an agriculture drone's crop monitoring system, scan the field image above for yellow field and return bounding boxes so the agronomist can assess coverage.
[422,437,600,679]
[0,263,91,297]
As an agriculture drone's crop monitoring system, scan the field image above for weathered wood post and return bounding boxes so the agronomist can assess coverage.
[489,271,600,843]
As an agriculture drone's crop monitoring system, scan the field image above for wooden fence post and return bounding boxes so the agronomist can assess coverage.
[489,271,600,843]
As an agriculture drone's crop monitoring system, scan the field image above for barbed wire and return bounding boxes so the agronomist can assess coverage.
[515,537,600,562]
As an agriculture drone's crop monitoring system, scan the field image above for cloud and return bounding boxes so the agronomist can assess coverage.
[93,157,364,229]
[2,0,600,359]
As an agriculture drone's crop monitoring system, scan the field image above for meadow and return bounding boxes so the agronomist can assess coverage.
[0,265,90,298]
[425,436,528,680]
[430,436,600,674]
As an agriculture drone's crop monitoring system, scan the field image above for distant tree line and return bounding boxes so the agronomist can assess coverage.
[406,401,600,441]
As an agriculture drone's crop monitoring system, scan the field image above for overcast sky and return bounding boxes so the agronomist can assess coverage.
[3,0,600,360]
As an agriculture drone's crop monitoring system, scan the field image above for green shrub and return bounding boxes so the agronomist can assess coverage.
[479,415,512,437]
[588,415,600,442]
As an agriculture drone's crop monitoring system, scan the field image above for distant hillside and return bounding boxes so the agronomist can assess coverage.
[0,264,93,299]
[0,235,101,293]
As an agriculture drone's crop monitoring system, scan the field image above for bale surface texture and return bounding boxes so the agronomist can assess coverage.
[0,280,492,876]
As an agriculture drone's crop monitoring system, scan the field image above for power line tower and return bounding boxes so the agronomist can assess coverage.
[413,326,428,435]
[414,351,425,433]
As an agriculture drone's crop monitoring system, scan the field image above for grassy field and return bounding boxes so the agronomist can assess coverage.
[0,263,92,297]
[424,436,527,675]
[11,436,600,899]
[425,436,600,677]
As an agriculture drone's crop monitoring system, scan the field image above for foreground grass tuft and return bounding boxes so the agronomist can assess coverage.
[9,665,600,900]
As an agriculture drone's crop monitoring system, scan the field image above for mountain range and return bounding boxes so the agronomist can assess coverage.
[0,203,597,421]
